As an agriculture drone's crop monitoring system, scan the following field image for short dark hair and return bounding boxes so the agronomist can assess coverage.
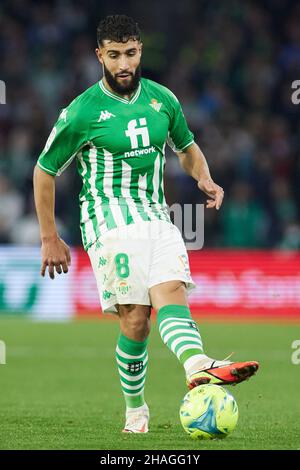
[97,15,141,47]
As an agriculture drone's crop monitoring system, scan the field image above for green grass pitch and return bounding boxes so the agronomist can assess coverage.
[0,317,299,450]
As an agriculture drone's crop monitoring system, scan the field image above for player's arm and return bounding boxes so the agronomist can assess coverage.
[165,88,224,211]
[33,166,71,279]
[33,105,86,278]
[176,142,224,210]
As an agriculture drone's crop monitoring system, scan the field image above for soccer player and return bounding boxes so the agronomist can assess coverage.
[33,15,259,434]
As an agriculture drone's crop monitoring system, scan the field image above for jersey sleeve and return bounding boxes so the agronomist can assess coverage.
[37,103,87,176]
[166,91,194,153]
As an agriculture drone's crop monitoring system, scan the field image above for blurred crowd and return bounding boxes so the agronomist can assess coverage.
[0,0,300,248]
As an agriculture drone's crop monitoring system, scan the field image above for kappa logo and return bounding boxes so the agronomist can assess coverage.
[102,290,115,301]
[98,256,107,268]
[150,98,162,112]
[98,110,116,122]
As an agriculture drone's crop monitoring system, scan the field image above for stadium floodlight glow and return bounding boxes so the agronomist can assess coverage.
[0,80,6,104]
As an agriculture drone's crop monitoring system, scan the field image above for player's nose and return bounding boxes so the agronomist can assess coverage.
[117,54,130,71]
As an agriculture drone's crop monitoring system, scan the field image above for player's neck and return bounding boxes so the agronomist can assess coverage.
[102,77,135,101]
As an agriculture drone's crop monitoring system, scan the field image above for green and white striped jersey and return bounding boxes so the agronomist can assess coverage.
[37,77,194,250]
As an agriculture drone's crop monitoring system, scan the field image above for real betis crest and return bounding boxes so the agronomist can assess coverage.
[117,281,130,295]
[150,98,162,112]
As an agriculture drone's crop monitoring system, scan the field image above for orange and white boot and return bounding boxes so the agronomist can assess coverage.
[186,356,259,389]
[122,403,149,433]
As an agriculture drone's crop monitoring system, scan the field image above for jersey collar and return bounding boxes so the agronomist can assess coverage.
[99,79,141,105]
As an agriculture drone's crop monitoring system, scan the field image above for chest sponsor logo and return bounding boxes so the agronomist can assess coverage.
[125,118,150,149]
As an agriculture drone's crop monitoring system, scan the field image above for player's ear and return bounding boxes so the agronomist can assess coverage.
[95,48,103,64]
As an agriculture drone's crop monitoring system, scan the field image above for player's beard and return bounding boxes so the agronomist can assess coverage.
[103,63,141,96]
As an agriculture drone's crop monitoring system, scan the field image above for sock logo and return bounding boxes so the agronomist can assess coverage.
[127,361,144,374]
[189,321,198,331]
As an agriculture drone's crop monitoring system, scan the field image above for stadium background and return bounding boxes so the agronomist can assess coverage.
[0,0,300,452]
[0,0,300,319]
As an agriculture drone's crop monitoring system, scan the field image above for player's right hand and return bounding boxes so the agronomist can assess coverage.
[197,177,224,210]
[40,236,71,279]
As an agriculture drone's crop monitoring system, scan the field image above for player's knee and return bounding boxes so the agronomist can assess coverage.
[118,303,136,314]
[163,280,186,295]
[132,318,150,339]
[149,280,188,311]
[174,281,186,292]
[118,304,151,339]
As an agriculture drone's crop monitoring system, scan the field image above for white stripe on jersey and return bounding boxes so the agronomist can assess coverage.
[151,153,169,221]
[103,148,125,224]
[78,151,96,244]
[121,160,145,223]
[88,145,107,235]
[78,152,96,244]
[162,143,167,206]
[138,173,156,221]
[152,153,161,204]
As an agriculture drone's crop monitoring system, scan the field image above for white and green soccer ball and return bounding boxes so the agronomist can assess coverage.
[179,384,239,440]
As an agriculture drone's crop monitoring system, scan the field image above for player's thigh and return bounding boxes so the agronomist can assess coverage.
[149,280,188,311]
[88,225,152,312]
[148,222,195,310]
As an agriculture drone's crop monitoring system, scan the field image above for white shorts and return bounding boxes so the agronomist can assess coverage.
[87,219,196,314]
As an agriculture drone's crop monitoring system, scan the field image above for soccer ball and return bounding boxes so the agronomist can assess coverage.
[179,384,238,440]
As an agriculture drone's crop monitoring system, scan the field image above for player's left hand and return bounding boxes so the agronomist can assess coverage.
[197,178,224,210]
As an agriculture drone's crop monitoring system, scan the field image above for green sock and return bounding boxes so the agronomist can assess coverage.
[116,333,148,409]
[157,304,204,364]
